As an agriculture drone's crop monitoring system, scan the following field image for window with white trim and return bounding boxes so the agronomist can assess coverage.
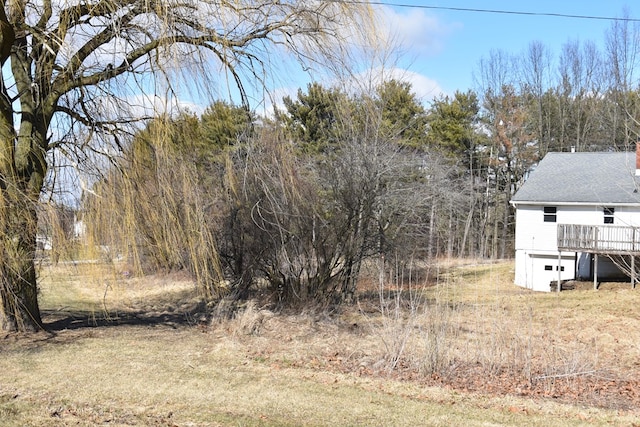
[543,206,557,223]
[604,207,614,224]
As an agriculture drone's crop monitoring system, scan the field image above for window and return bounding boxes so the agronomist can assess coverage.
[544,265,553,271]
[543,206,557,222]
[604,207,615,224]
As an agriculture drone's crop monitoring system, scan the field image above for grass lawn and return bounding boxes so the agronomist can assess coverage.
[1,260,639,426]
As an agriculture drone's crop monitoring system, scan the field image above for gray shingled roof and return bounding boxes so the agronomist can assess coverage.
[511,152,640,205]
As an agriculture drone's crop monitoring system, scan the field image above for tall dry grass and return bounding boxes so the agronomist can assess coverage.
[365,259,607,387]
[8,259,636,425]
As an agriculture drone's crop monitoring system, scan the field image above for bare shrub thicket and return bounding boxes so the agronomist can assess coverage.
[224,131,356,304]
[83,83,451,310]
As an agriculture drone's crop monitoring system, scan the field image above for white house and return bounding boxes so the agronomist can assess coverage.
[510,148,640,292]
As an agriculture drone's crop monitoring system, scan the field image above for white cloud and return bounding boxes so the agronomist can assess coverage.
[376,5,460,57]
[242,5,459,115]
[386,68,445,102]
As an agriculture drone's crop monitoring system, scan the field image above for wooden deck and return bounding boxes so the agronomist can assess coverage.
[557,224,640,255]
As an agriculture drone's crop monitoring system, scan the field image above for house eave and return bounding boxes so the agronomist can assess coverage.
[510,200,640,208]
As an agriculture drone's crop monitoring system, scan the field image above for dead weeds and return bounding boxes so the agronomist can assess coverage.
[2,260,640,426]
[210,302,640,412]
[208,260,640,413]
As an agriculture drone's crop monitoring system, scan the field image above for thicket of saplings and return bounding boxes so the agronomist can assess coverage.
[52,86,465,312]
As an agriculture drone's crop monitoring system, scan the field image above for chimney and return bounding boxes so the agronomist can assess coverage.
[636,142,640,176]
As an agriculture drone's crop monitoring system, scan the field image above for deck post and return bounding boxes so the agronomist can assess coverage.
[632,255,636,289]
[557,251,562,292]
[593,253,599,290]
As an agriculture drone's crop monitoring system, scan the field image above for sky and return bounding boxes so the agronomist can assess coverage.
[311,0,637,104]
[46,1,639,202]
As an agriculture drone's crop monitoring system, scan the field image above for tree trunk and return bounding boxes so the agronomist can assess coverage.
[447,202,454,258]
[0,190,44,332]
[427,204,436,259]
[460,202,474,258]
[500,194,508,259]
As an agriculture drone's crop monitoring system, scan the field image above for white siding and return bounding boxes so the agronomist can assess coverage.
[515,253,575,292]
[514,205,561,252]
[513,203,640,291]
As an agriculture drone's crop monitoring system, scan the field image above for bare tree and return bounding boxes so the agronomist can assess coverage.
[604,8,640,148]
[0,0,373,331]
[557,39,604,152]
[518,41,553,154]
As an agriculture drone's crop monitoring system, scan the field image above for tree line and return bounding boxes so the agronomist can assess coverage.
[2,0,639,331]
[86,17,640,307]
[89,13,640,309]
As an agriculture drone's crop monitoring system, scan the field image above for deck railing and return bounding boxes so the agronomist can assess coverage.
[557,224,640,254]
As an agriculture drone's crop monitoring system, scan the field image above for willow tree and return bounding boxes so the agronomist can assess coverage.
[0,0,373,331]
